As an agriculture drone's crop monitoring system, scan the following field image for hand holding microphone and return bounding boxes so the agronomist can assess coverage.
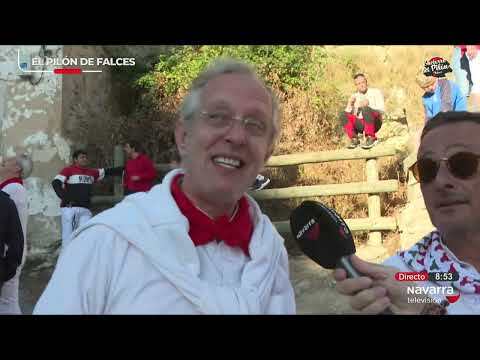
[290,201,425,315]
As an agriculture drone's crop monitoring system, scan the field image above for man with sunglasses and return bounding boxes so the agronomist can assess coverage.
[334,111,480,314]
[34,58,296,314]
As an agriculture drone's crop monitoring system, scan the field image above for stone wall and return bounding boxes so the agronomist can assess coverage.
[1,45,174,256]
[0,45,65,253]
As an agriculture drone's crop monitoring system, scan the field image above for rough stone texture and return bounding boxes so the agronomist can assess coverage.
[0,45,65,254]
[1,45,175,259]
[60,45,121,168]
[61,45,176,166]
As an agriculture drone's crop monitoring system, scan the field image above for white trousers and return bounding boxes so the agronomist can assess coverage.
[61,207,92,248]
[0,266,22,314]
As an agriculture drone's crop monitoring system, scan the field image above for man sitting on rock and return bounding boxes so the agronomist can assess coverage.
[339,74,385,149]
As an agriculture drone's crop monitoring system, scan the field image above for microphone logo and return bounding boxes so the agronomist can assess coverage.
[296,218,316,240]
[306,222,320,241]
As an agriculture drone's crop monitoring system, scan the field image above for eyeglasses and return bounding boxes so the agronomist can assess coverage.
[199,111,268,137]
[410,152,480,183]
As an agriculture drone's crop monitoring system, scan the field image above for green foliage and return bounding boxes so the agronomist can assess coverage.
[135,46,323,96]
[111,56,153,85]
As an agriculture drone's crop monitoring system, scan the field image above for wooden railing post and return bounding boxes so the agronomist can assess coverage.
[92,148,401,243]
[113,145,124,197]
[366,157,382,247]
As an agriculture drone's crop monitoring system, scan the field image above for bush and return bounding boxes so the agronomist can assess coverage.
[136,45,318,96]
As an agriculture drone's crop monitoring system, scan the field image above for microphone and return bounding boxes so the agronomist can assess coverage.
[289,200,393,314]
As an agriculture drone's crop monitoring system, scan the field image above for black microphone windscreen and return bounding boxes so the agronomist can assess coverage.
[289,200,356,269]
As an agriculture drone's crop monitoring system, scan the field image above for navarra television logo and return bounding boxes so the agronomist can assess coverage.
[406,285,460,304]
[396,271,461,305]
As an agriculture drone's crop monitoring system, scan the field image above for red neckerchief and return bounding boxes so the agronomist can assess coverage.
[0,177,23,190]
[170,173,253,256]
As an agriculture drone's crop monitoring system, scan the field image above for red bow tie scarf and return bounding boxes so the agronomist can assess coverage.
[170,174,253,256]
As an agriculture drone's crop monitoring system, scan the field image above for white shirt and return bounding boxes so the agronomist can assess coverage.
[34,229,294,314]
[346,87,385,117]
[33,169,296,315]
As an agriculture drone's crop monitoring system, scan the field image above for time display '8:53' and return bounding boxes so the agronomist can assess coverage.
[428,272,459,282]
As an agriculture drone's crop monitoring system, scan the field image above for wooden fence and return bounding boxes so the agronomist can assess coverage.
[92,145,400,247]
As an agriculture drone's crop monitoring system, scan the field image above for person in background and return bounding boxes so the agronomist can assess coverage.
[416,73,467,122]
[0,191,24,309]
[452,45,471,97]
[123,140,157,195]
[0,153,32,314]
[466,45,480,111]
[339,74,385,149]
[52,150,119,249]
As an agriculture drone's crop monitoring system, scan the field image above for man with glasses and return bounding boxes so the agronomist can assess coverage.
[34,58,296,314]
[334,111,480,314]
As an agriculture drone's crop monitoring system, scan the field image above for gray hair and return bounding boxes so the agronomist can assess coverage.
[15,154,33,178]
[179,58,281,150]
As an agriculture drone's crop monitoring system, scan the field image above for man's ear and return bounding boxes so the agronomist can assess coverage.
[263,143,275,165]
[175,117,190,159]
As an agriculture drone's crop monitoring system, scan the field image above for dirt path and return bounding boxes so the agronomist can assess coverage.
[289,254,351,314]
[19,258,56,315]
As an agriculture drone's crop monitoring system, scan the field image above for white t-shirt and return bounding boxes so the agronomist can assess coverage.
[346,87,385,118]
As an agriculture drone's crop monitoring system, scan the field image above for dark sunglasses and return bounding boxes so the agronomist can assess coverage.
[410,152,480,183]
